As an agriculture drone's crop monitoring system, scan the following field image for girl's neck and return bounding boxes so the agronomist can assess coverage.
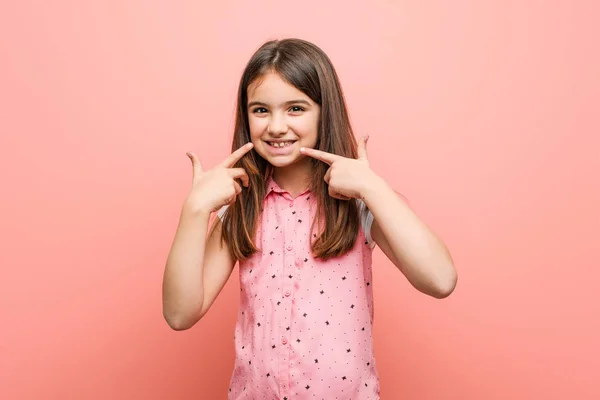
[271,160,312,198]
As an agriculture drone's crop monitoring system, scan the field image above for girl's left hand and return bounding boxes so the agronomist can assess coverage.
[300,135,378,200]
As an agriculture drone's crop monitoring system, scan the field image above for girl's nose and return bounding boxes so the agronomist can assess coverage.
[267,114,288,135]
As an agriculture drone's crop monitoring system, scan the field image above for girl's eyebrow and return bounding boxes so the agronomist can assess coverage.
[248,99,311,108]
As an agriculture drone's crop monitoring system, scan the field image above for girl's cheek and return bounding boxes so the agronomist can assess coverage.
[248,119,266,137]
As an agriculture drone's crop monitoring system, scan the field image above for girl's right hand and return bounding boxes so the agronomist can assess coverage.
[183,142,254,215]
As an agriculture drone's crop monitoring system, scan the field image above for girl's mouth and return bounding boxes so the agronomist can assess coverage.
[267,141,296,148]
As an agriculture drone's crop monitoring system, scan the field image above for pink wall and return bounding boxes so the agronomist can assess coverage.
[1,1,599,399]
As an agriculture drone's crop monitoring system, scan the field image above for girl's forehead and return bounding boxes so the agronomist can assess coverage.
[247,72,311,103]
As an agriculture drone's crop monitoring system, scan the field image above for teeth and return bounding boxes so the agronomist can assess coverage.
[270,141,294,148]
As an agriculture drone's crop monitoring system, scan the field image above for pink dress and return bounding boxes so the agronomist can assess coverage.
[219,176,380,399]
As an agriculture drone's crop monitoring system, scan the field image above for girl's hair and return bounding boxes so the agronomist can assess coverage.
[221,38,361,261]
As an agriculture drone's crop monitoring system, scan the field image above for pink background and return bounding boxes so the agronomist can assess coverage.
[1,1,599,399]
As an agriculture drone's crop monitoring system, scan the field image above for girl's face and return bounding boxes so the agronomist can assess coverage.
[247,71,320,170]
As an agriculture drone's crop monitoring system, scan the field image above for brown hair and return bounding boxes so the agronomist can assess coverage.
[221,38,360,261]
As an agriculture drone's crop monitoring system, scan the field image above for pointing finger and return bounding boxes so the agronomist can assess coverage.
[221,142,254,168]
[300,147,340,165]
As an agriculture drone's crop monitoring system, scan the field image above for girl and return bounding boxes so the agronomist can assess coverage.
[162,38,457,400]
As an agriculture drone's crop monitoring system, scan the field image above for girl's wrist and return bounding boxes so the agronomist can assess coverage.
[359,172,388,203]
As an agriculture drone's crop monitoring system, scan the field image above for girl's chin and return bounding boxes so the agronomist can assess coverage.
[264,155,300,168]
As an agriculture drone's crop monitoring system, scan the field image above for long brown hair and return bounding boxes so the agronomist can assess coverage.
[221,38,360,261]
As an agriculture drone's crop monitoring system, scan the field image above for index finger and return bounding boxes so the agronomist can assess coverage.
[221,142,254,168]
[300,147,340,165]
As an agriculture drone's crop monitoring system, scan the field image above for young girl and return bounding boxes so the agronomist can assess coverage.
[162,38,457,400]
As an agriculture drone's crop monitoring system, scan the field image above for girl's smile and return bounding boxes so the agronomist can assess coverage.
[247,71,320,171]
[264,139,298,155]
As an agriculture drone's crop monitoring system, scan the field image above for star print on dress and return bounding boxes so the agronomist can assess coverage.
[222,176,380,399]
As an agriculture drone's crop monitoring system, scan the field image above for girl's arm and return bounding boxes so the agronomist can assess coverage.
[299,139,457,299]
[363,177,457,298]
[162,144,252,330]
[162,208,236,330]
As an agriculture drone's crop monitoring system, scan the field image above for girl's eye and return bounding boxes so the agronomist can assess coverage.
[289,106,304,112]
[253,107,268,114]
